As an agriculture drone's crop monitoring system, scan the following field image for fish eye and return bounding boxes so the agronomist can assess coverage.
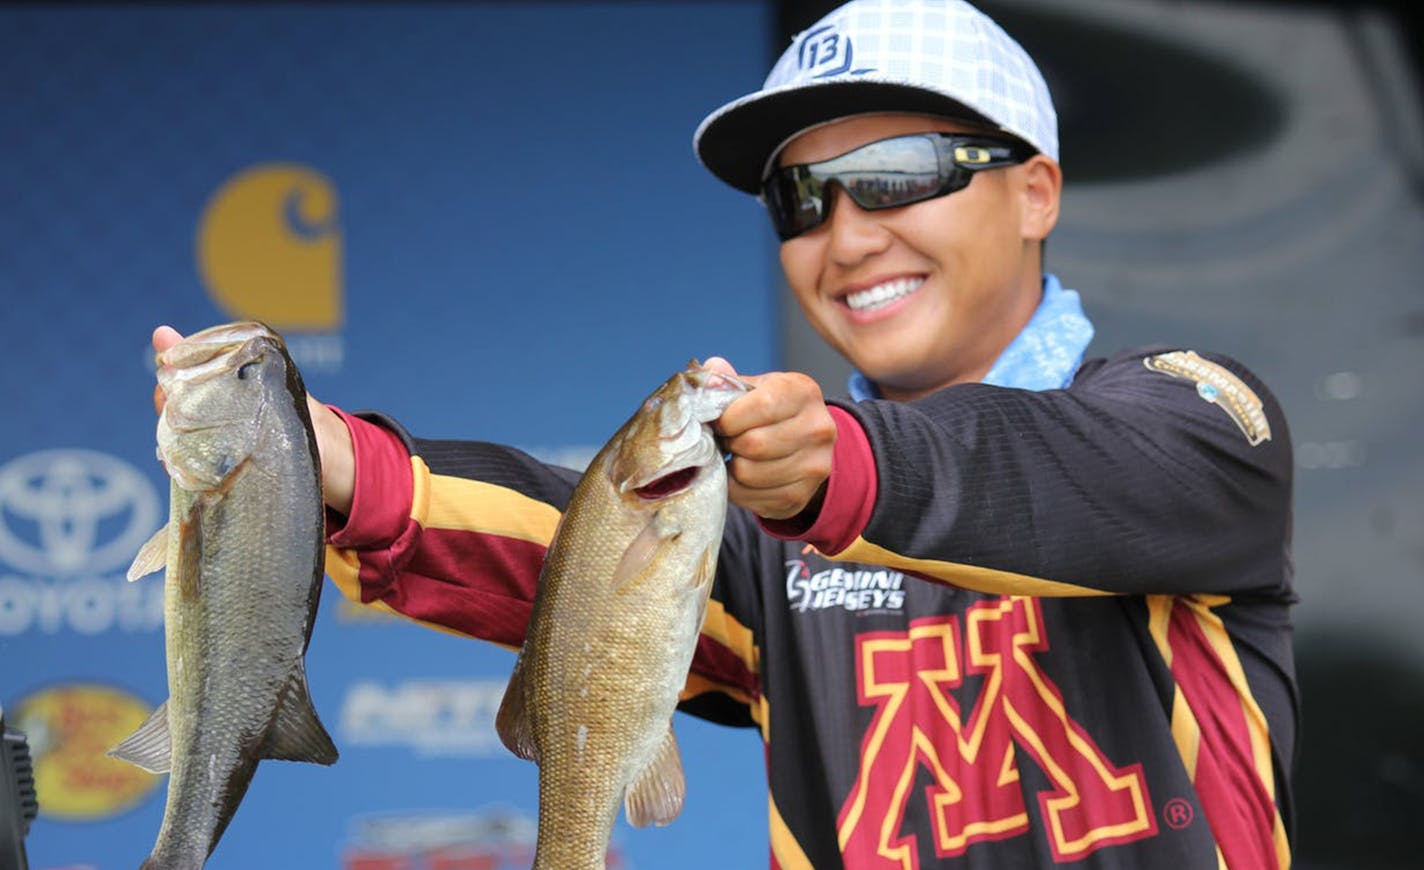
[236,361,261,380]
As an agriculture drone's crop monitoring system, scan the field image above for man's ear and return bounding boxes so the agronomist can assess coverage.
[1019,154,1062,242]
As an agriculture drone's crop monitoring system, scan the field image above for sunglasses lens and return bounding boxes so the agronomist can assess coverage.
[765,135,947,239]
[763,134,1022,240]
[765,171,825,239]
[827,135,943,209]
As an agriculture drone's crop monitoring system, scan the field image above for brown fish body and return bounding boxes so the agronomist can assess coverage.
[497,363,749,870]
[112,322,338,869]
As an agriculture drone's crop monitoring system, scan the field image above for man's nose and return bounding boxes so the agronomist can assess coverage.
[822,186,893,264]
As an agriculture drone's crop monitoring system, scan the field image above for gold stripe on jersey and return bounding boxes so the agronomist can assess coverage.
[1183,596,1292,869]
[834,537,1112,597]
[770,792,816,870]
[1148,596,1203,779]
[1148,594,1290,870]
[688,596,768,735]
[421,462,562,544]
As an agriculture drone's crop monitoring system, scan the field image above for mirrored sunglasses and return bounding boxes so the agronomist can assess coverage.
[760,133,1037,241]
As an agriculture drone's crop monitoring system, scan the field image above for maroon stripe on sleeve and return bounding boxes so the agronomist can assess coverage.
[357,525,544,648]
[760,405,876,554]
[1167,601,1282,869]
[326,406,415,549]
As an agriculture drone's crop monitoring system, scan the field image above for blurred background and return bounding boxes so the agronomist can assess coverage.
[1,0,1419,867]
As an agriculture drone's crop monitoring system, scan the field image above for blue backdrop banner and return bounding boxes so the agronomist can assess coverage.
[0,3,774,868]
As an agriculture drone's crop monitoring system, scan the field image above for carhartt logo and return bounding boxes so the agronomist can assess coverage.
[0,450,160,576]
[195,163,345,371]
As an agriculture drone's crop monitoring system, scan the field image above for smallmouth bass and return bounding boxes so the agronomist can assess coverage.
[497,361,751,870]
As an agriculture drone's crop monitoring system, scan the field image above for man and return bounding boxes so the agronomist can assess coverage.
[155,1,1297,866]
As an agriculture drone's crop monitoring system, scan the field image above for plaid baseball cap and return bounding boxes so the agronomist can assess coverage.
[694,0,1058,194]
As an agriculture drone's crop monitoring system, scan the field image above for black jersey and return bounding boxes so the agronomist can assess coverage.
[326,345,1296,869]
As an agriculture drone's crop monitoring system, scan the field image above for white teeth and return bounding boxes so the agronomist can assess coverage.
[845,277,924,311]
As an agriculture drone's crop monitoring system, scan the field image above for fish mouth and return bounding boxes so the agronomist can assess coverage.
[156,323,277,385]
[631,466,700,500]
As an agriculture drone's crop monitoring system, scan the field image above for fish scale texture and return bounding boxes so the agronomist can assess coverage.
[142,327,328,868]
[508,370,742,870]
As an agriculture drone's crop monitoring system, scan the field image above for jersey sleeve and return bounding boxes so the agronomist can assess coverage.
[322,408,579,648]
[798,347,1294,598]
[322,408,766,724]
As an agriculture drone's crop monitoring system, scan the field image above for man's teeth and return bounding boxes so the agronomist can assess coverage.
[845,277,924,312]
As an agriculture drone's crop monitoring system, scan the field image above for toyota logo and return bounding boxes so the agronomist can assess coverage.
[0,449,161,576]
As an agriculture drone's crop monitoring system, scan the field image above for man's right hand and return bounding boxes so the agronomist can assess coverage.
[151,325,357,516]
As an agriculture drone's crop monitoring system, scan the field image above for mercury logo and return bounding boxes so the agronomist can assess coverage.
[340,679,510,758]
[0,449,160,576]
[196,162,345,371]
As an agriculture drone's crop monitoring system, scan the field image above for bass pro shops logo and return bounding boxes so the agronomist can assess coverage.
[196,162,345,372]
[0,449,164,635]
[10,684,161,821]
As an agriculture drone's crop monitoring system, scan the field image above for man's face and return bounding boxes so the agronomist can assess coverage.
[776,113,1058,401]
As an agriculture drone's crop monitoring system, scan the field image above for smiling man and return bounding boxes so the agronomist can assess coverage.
[690,2,1298,867]
[153,1,1298,867]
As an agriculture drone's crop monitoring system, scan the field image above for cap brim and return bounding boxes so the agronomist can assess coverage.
[694,79,996,194]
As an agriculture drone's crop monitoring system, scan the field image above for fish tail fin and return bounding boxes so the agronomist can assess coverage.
[262,663,339,765]
[108,700,172,773]
[496,655,538,762]
[624,724,685,828]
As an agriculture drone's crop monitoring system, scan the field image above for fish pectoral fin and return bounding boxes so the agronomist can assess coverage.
[125,525,169,582]
[691,542,718,592]
[495,655,539,762]
[107,700,172,773]
[611,511,681,592]
[262,664,339,765]
[624,724,686,828]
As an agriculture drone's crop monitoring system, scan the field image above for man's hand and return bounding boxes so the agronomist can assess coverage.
[150,325,357,516]
[703,357,836,521]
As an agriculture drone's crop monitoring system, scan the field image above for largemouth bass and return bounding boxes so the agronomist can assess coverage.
[111,322,338,869]
[496,361,751,870]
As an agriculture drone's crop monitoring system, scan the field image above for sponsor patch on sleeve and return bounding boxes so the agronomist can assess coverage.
[1144,351,1272,446]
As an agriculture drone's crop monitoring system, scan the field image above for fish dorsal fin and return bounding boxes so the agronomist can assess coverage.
[107,700,172,773]
[126,524,168,582]
[495,655,539,762]
[624,724,685,828]
[261,664,339,765]
[611,511,681,592]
